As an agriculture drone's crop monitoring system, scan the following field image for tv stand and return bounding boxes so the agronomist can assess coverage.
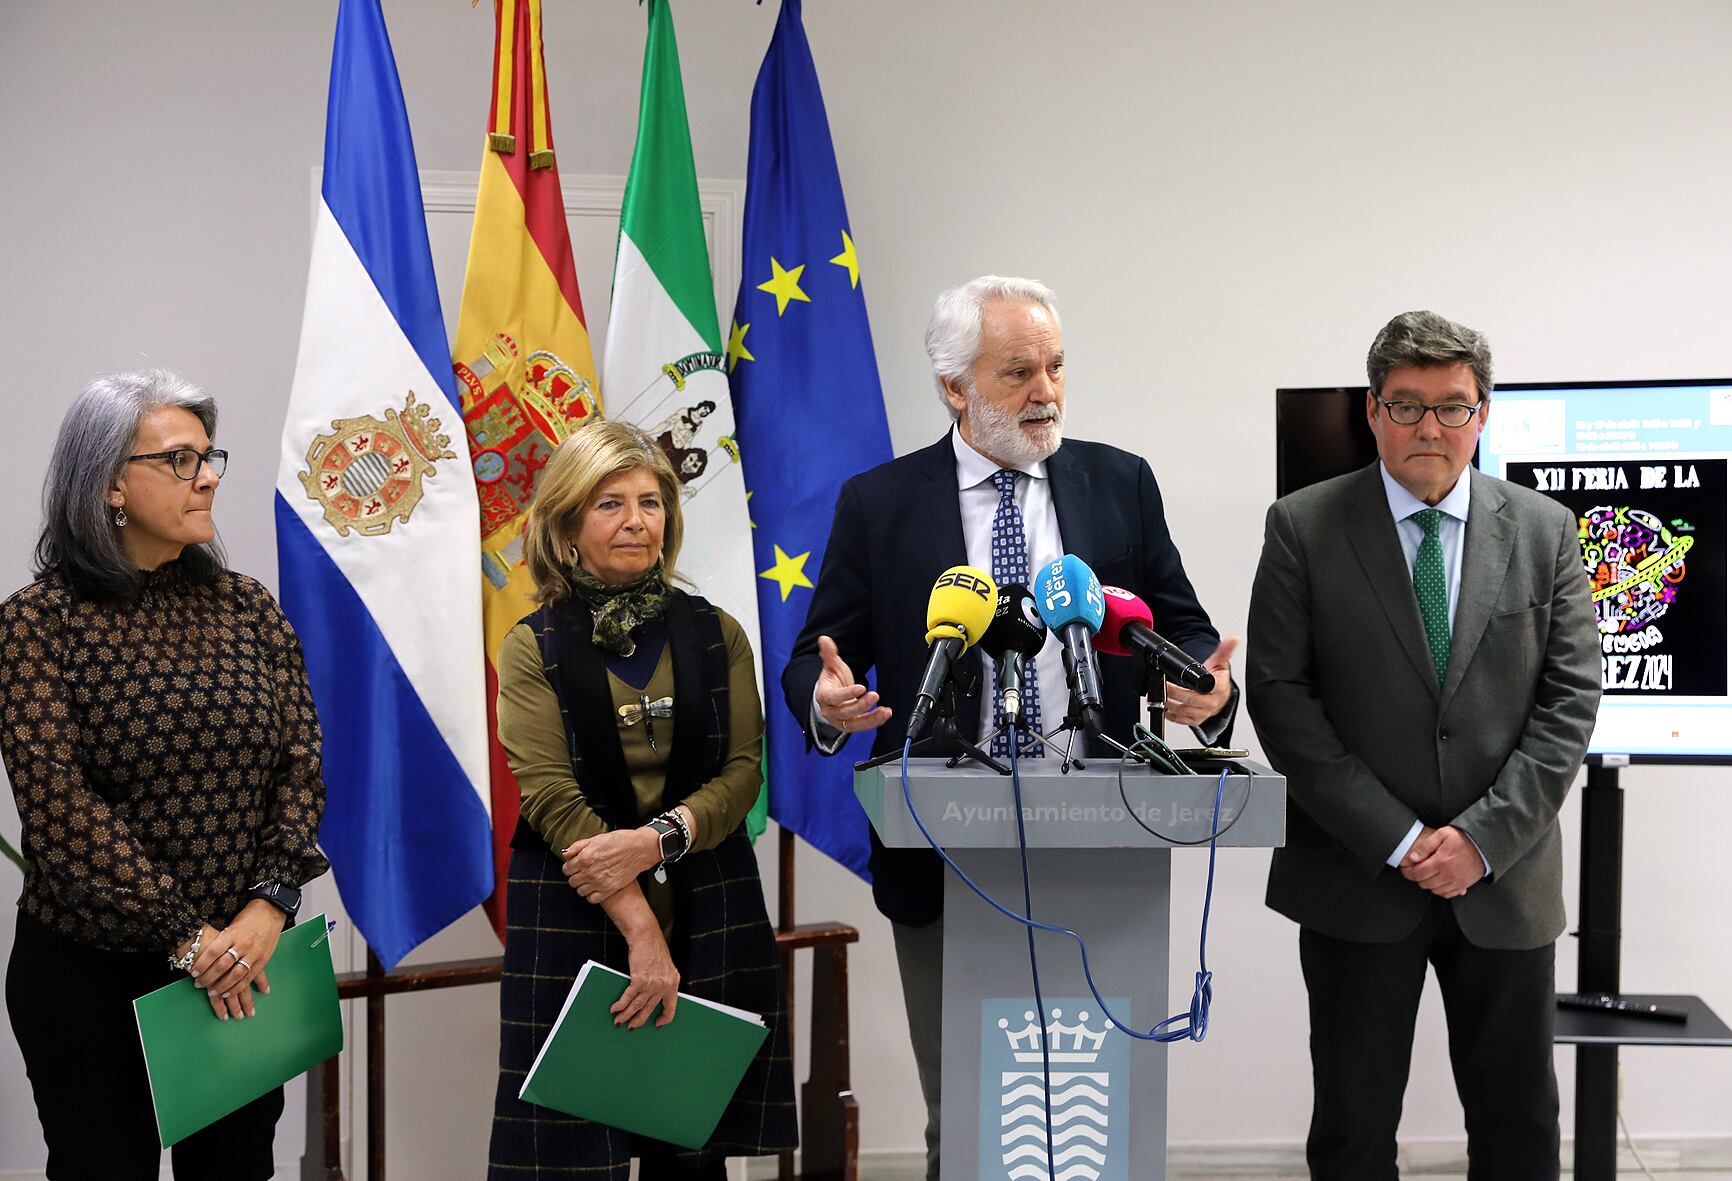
[1560,761,1731,1180]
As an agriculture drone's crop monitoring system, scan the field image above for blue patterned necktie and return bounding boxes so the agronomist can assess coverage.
[989,469,1043,757]
[1410,508,1450,684]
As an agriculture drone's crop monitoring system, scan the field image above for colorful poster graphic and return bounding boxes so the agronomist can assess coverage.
[1505,458,1727,697]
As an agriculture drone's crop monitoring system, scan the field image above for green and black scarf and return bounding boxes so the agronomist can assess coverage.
[567,562,674,656]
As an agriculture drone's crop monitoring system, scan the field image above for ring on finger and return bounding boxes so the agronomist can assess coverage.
[224,947,241,963]
[237,958,251,972]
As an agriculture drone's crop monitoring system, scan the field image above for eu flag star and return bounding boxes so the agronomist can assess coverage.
[759,543,814,601]
[757,257,812,316]
[727,320,755,373]
[829,230,860,289]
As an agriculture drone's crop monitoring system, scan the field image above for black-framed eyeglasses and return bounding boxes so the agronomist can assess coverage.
[126,448,229,480]
[1376,399,1483,429]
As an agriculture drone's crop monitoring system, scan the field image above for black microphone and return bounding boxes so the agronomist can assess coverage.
[979,583,1047,726]
[1095,586,1215,693]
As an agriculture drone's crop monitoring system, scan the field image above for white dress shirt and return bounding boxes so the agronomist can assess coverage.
[1381,462,1470,631]
[811,428,1068,753]
[1378,464,1489,875]
[950,429,1068,743]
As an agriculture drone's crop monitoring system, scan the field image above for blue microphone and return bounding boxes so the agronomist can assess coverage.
[1032,555,1108,733]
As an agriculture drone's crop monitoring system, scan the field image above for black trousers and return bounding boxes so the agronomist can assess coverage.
[1298,898,1559,1181]
[636,1146,726,1179]
[7,912,285,1181]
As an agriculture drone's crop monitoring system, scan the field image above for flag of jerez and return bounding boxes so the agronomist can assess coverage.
[452,0,604,936]
[276,0,493,970]
[603,0,762,684]
[730,0,894,878]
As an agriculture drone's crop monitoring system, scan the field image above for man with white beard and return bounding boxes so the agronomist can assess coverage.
[782,275,1238,1178]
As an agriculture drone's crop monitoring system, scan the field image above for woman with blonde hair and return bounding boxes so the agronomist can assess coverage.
[486,420,794,1179]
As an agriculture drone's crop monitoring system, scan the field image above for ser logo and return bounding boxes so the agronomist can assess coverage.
[936,570,993,600]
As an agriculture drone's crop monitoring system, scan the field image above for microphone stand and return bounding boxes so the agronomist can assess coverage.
[856,673,1009,775]
[990,692,1146,774]
[1141,664,1168,740]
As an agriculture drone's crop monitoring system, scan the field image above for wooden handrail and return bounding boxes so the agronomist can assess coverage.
[334,956,502,999]
[305,839,861,1180]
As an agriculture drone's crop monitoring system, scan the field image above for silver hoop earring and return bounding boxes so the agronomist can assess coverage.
[114,508,128,528]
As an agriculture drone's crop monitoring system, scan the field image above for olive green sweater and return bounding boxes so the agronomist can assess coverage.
[495,607,764,927]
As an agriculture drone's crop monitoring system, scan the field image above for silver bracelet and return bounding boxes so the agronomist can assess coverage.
[663,808,691,861]
[167,929,203,973]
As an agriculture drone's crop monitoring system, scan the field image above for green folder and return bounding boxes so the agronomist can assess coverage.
[133,914,344,1147]
[519,960,769,1149]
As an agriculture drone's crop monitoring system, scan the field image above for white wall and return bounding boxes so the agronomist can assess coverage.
[4,1,1731,1174]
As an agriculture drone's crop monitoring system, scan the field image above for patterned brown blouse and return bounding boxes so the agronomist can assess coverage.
[0,565,328,954]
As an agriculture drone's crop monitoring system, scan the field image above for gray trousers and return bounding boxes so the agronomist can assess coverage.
[891,916,944,1181]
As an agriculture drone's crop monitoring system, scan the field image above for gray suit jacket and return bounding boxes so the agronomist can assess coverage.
[1247,463,1601,950]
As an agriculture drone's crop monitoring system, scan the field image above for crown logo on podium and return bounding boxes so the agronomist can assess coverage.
[998,1008,1109,1064]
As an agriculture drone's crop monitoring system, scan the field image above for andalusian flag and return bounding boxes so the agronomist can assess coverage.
[452,0,602,935]
[603,0,762,687]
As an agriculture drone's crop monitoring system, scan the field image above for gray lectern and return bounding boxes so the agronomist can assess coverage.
[856,758,1286,1181]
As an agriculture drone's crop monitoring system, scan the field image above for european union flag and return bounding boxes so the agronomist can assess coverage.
[731,0,893,879]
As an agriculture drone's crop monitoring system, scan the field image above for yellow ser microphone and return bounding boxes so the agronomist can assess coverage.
[907,566,999,740]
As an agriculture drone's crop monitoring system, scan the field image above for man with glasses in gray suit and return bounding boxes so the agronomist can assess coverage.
[1248,311,1601,1178]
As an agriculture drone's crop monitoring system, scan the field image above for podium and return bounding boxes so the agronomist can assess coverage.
[856,757,1286,1181]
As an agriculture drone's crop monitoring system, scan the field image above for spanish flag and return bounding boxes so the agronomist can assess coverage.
[452,0,601,936]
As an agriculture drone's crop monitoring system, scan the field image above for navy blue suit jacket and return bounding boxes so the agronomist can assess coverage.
[782,430,1232,926]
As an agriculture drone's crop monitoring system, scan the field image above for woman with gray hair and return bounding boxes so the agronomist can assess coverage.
[2,370,327,1179]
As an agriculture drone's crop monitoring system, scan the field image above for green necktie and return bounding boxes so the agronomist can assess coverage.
[1410,508,1450,684]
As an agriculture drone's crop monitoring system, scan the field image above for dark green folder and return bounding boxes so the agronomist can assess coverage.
[133,914,344,1147]
[519,960,768,1149]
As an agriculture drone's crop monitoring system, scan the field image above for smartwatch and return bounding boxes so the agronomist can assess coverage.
[645,816,689,883]
[646,816,687,862]
[248,880,302,919]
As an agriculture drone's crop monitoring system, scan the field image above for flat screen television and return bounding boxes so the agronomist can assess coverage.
[1275,379,1732,763]
[1275,386,1378,498]
[1476,379,1732,763]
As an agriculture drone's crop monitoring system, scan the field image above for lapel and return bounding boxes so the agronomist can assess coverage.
[1343,464,1441,700]
[1044,442,1095,565]
[1439,468,1514,710]
[920,430,969,566]
[921,428,979,736]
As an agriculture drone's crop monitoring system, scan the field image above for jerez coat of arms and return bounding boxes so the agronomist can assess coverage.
[299,392,456,537]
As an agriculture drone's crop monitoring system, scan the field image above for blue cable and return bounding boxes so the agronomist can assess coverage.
[899,737,1226,1043]
[1004,725,1056,1179]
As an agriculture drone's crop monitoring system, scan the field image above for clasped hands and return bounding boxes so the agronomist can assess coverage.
[1402,824,1486,899]
[172,899,288,1021]
[560,829,682,1031]
[561,828,662,904]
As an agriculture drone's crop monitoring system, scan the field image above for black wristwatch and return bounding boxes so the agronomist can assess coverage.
[645,816,687,864]
[248,880,302,919]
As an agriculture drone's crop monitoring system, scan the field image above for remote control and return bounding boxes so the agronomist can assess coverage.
[1556,993,1688,1022]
